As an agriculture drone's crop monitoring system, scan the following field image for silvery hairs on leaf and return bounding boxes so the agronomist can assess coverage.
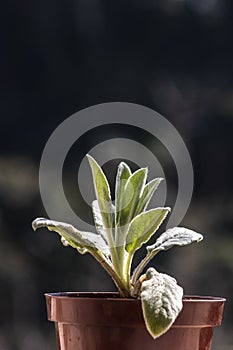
[147,227,203,254]
[32,217,110,256]
[141,268,183,339]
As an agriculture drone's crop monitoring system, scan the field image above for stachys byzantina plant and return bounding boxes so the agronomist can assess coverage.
[32,155,203,339]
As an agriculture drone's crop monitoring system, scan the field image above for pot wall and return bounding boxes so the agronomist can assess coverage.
[45,292,225,350]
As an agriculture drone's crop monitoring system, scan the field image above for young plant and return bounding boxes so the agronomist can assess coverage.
[32,155,203,339]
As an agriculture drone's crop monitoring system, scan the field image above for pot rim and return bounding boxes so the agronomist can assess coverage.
[45,291,226,302]
[45,292,225,327]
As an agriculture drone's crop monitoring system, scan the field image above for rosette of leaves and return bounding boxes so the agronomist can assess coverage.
[32,155,203,339]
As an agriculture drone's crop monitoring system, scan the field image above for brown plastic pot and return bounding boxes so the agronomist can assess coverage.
[45,292,225,350]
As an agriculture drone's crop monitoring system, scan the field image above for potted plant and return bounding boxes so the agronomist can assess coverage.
[32,155,225,350]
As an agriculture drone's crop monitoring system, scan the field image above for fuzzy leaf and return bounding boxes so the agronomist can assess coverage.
[115,162,132,225]
[61,236,87,254]
[119,168,148,228]
[125,207,170,254]
[32,217,110,256]
[92,200,109,244]
[147,227,203,254]
[135,177,163,215]
[87,155,113,230]
[141,267,183,339]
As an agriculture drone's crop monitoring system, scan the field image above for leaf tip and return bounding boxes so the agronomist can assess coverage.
[86,153,95,165]
[133,166,148,177]
[158,177,164,182]
[32,217,46,231]
[118,161,129,169]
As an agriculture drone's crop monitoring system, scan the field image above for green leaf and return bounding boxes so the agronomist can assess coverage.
[135,177,163,215]
[125,207,170,254]
[32,217,110,256]
[147,227,203,254]
[141,267,183,339]
[115,162,132,225]
[87,155,113,230]
[119,168,148,228]
[92,200,109,244]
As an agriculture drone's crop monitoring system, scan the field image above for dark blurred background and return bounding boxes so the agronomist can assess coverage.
[0,0,233,349]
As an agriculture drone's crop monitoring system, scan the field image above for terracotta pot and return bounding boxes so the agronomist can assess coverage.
[45,292,225,350]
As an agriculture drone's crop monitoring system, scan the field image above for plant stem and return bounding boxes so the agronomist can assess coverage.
[114,225,131,287]
[88,247,130,298]
[124,252,134,293]
[131,274,147,298]
[105,225,123,278]
[131,251,158,288]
